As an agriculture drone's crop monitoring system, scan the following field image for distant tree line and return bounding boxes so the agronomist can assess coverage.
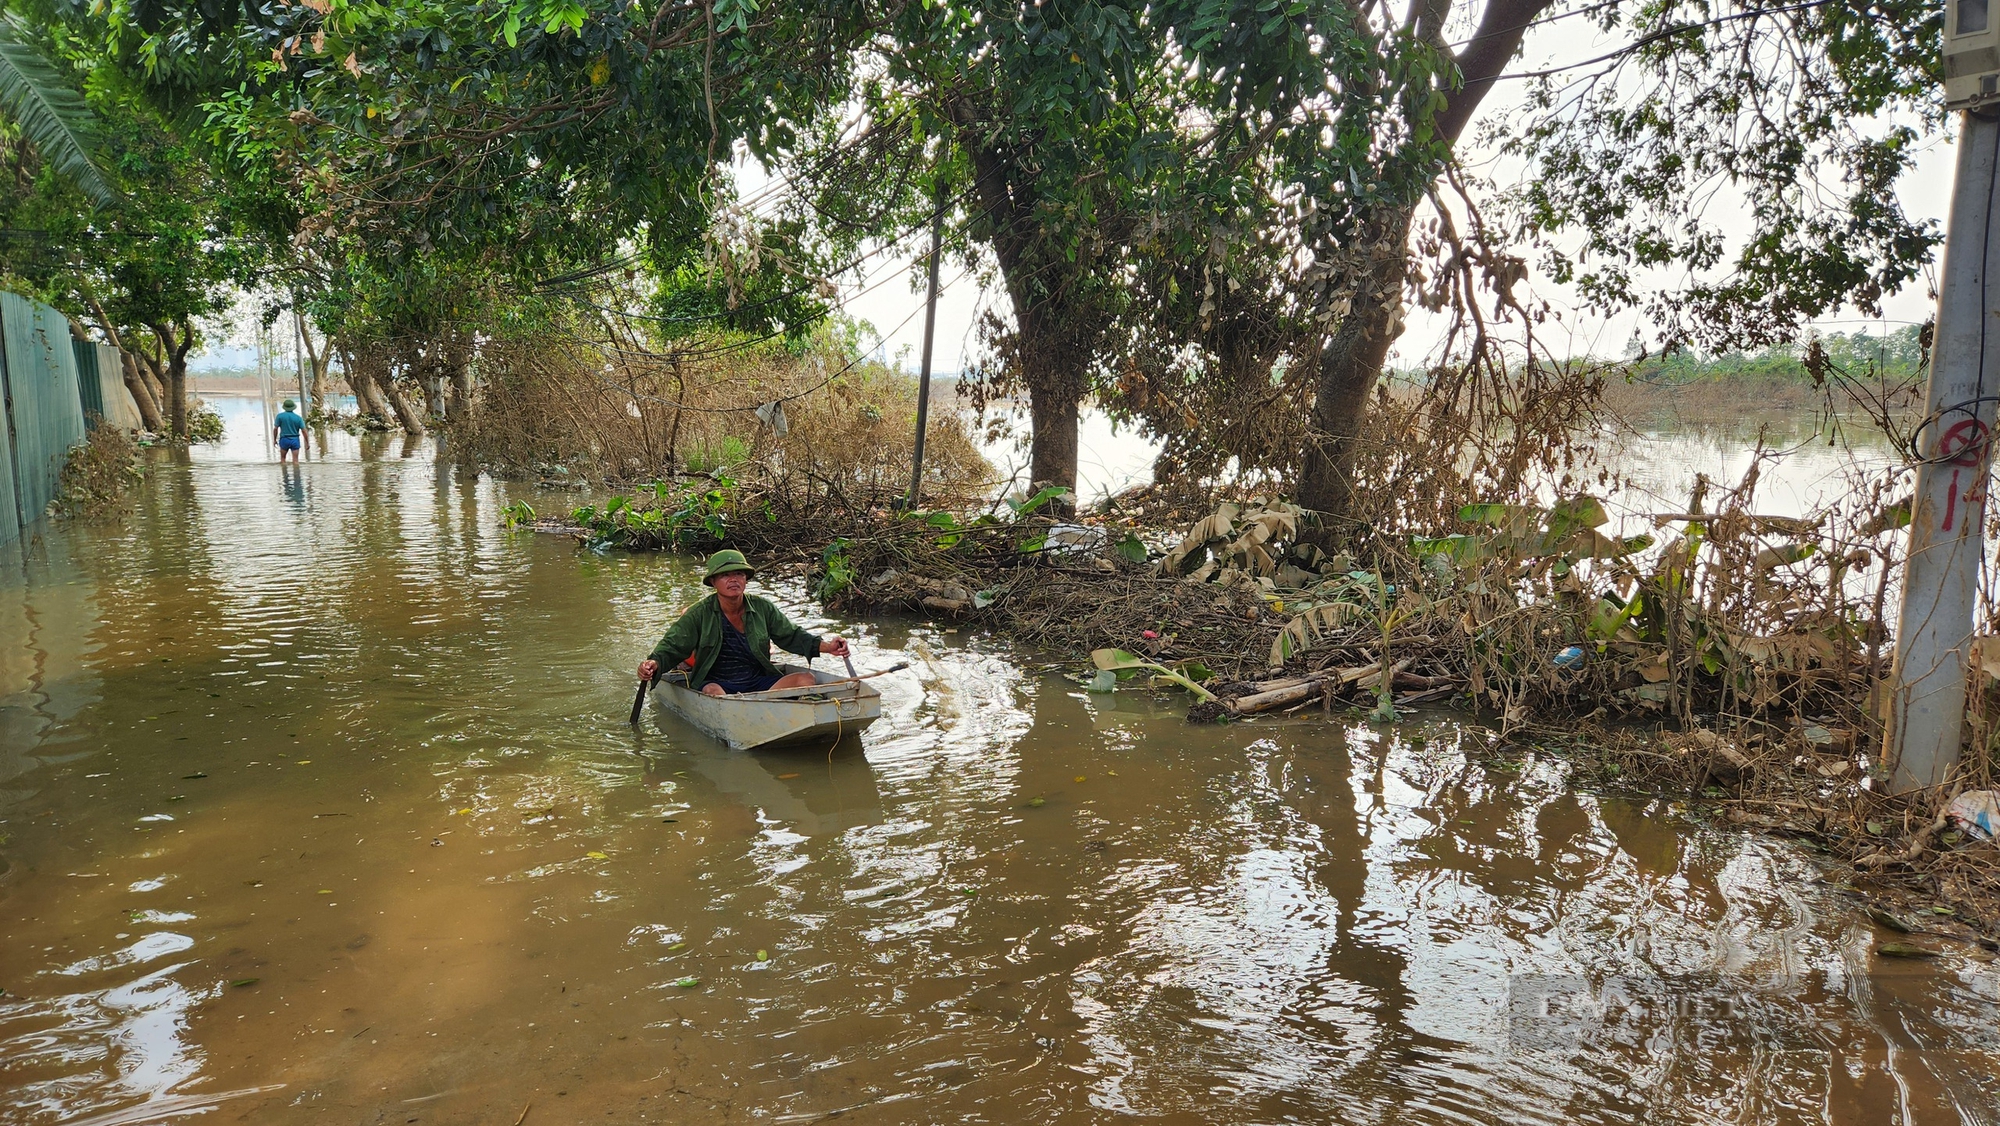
[1628,325,1929,386]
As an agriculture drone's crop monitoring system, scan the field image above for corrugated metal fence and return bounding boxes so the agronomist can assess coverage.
[71,338,139,431]
[0,293,87,546]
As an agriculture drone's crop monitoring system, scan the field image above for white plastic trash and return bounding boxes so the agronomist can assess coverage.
[1944,790,2000,841]
[1044,524,1108,555]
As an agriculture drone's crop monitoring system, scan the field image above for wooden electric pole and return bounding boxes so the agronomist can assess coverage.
[903,177,947,511]
[1884,111,2000,793]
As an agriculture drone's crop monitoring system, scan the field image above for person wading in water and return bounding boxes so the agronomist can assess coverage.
[637,550,851,696]
[272,399,308,463]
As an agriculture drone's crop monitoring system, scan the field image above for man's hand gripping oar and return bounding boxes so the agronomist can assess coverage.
[631,658,663,724]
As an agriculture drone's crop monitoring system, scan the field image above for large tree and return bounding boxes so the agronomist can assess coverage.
[847,0,1449,499]
[1287,0,1940,517]
[0,4,266,437]
[77,0,873,427]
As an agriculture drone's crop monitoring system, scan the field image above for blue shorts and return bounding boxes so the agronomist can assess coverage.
[278,436,301,451]
[701,672,783,694]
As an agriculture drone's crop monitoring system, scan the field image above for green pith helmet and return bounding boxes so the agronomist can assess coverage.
[282,399,297,410]
[702,549,756,585]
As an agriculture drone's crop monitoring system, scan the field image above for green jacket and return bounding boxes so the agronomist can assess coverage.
[647,593,822,686]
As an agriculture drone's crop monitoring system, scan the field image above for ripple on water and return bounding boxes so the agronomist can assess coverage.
[3,429,1998,1124]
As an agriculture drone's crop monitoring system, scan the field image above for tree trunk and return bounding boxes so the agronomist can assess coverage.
[168,355,189,438]
[1296,204,1416,518]
[1292,0,1554,519]
[1027,381,1081,499]
[446,334,473,420]
[118,349,165,432]
[958,135,1106,508]
[297,311,332,415]
[382,376,426,435]
[136,349,170,421]
[76,290,165,431]
[151,321,193,439]
[343,348,391,422]
[360,347,426,434]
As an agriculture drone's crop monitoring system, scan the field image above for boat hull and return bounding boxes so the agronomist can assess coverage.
[652,666,882,750]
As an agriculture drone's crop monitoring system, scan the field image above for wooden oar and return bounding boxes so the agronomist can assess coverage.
[716,661,910,701]
[822,661,907,688]
[629,670,661,724]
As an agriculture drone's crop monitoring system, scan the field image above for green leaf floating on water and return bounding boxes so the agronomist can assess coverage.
[230,978,259,988]
[1865,906,1912,933]
[1026,797,1046,808]
[675,976,701,988]
[1089,649,1215,702]
[755,950,769,962]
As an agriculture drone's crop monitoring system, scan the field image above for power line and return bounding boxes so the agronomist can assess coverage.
[528,108,918,293]
[583,263,969,416]
[544,169,985,333]
[1494,0,1838,83]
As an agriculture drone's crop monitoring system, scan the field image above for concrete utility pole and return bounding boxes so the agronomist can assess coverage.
[1884,111,2000,793]
[903,175,947,511]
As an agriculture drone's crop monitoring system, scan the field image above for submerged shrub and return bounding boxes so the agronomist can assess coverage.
[53,423,143,519]
[184,400,226,444]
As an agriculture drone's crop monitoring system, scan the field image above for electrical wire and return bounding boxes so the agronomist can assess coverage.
[530,108,918,294]
[1911,116,2000,466]
[584,262,968,416]
[544,170,987,333]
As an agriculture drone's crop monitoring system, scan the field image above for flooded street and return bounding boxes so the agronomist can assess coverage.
[4,404,1999,1125]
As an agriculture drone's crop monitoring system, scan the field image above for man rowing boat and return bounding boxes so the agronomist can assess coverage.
[637,550,852,696]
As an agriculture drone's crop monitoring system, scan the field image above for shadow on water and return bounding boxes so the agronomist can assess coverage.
[1,404,1997,1125]
[638,710,885,838]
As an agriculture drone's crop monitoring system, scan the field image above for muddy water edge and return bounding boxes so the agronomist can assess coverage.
[2,411,1998,1125]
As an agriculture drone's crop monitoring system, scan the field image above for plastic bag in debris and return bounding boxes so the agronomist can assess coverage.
[1043,523,1108,556]
[754,400,790,436]
[1944,790,2000,841]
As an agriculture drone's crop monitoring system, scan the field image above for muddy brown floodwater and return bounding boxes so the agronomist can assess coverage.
[3,406,1999,1126]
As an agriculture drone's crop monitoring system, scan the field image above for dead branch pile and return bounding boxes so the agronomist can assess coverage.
[466,323,991,494]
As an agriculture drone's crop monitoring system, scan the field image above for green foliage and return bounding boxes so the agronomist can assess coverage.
[0,8,264,423]
[1005,486,1071,519]
[814,537,854,602]
[840,0,1453,486]
[571,477,734,550]
[182,400,224,444]
[0,15,115,209]
[1509,1,1943,350]
[682,436,751,475]
[129,0,863,275]
[1414,495,1651,571]
[1089,647,1217,701]
[1624,326,1928,386]
[499,500,536,529]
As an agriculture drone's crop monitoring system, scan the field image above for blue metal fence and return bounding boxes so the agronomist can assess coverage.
[0,292,86,543]
[73,337,104,424]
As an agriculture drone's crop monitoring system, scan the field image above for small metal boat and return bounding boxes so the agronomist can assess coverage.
[652,665,882,750]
